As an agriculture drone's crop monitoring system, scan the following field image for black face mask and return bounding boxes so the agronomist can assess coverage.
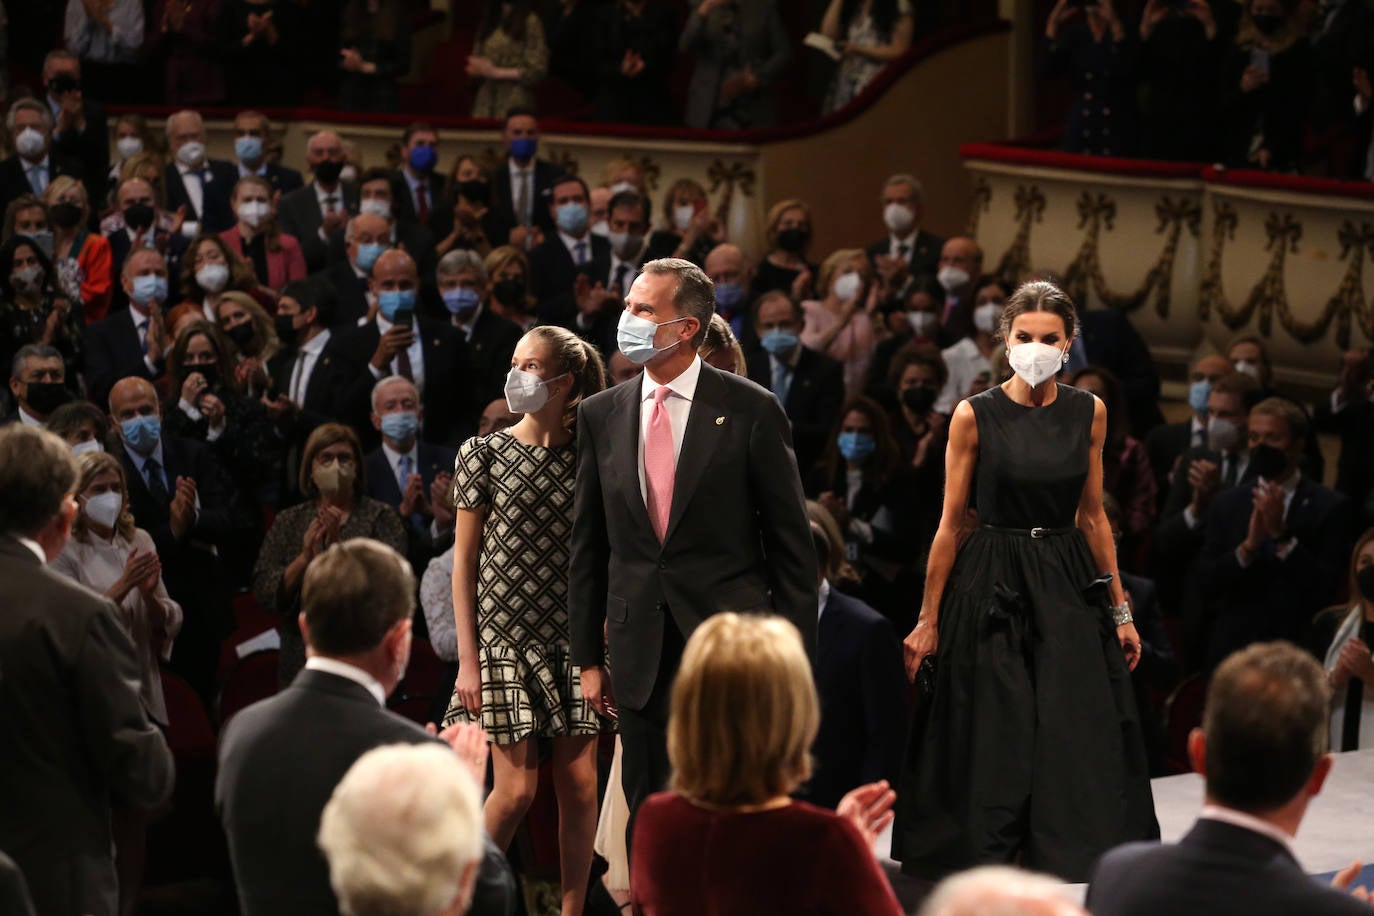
[493,277,526,306]
[124,203,155,232]
[1251,13,1283,34]
[25,380,70,415]
[182,363,219,390]
[901,386,936,415]
[225,322,255,350]
[1358,565,1374,602]
[457,179,490,205]
[777,227,809,254]
[49,202,83,230]
[314,159,345,185]
[1249,442,1289,480]
[274,313,298,343]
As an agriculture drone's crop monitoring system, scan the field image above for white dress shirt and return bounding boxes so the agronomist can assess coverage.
[288,329,332,407]
[381,439,420,491]
[455,303,483,341]
[608,253,639,292]
[817,578,831,620]
[17,406,42,426]
[304,656,386,706]
[508,159,534,226]
[637,355,702,504]
[16,536,46,563]
[936,337,992,414]
[127,305,161,376]
[560,230,592,265]
[888,232,916,262]
[314,180,343,217]
[403,168,428,214]
[175,159,207,221]
[369,315,426,392]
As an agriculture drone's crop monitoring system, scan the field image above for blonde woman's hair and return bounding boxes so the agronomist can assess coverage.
[815,248,871,302]
[668,613,818,806]
[72,451,137,542]
[42,175,89,223]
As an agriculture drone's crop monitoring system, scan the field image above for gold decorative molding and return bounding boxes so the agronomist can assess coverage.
[636,156,662,191]
[967,177,991,238]
[1061,193,1199,317]
[1201,206,1303,337]
[706,159,756,225]
[547,148,579,177]
[993,184,1045,285]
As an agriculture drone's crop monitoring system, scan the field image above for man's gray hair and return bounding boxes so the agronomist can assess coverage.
[371,375,418,415]
[11,344,62,381]
[437,249,487,284]
[164,109,204,138]
[883,173,925,206]
[318,743,485,916]
[639,258,715,349]
[122,246,167,279]
[919,865,1085,916]
[6,99,53,134]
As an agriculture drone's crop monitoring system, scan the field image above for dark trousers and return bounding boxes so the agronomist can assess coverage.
[619,618,685,858]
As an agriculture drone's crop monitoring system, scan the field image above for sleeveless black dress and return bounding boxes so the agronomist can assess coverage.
[892,384,1158,882]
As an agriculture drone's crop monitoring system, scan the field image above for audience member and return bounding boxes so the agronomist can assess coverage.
[801,247,878,398]
[437,249,523,409]
[84,248,170,410]
[530,174,611,328]
[163,110,237,236]
[1144,353,1232,497]
[222,176,308,291]
[357,167,439,279]
[181,233,263,325]
[488,109,559,247]
[644,179,722,267]
[278,130,357,273]
[221,537,517,916]
[933,275,999,412]
[42,50,110,205]
[1315,349,1374,531]
[884,347,948,549]
[217,291,281,398]
[106,113,156,199]
[0,234,83,389]
[0,425,173,916]
[746,289,844,475]
[485,244,536,329]
[1043,0,1139,156]
[699,312,747,374]
[629,612,903,915]
[866,276,938,404]
[324,212,390,326]
[392,122,450,238]
[47,399,109,452]
[7,343,71,424]
[819,0,915,114]
[233,111,304,194]
[751,198,816,301]
[932,236,982,345]
[595,0,677,124]
[42,177,113,322]
[1307,0,1374,177]
[866,174,944,282]
[680,0,791,129]
[476,395,520,434]
[223,0,302,105]
[318,743,490,916]
[1137,0,1233,162]
[1314,528,1374,751]
[0,99,85,220]
[701,243,752,343]
[1086,641,1374,915]
[148,0,227,106]
[61,0,143,103]
[469,0,549,118]
[1221,0,1312,171]
[1067,305,1164,437]
[437,155,500,259]
[103,177,188,314]
[337,0,413,112]
[3,193,52,247]
[923,866,1086,916]
[1198,397,1350,666]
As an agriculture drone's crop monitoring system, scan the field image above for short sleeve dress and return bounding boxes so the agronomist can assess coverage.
[442,429,609,745]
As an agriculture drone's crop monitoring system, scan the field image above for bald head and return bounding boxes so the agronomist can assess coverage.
[307,130,343,158]
[371,249,418,300]
[939,236,982,276]
[107,377,161,438]
[704,243,750,289]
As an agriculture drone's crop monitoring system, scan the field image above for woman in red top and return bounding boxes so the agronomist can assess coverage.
[42,178,113,323]
[629,613,902,916]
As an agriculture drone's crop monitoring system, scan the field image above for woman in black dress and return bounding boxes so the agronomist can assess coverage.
[894,280,1157,882]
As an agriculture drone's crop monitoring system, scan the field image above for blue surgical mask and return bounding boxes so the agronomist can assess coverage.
[1188,379,1211,416]
[510,137,537,161]
[617,310,687,365]
[837,431,876,465]
[441,287,481,317]
[121,415,161,453]
[760,328,798,357]
[235,136,263,163]
[555,202,589,236]
[380,410,419,443]
[378,289,416,322]
[131,274,167,306]
[715,282,745,315]
[355,242,387,273]
[408,144,438,174]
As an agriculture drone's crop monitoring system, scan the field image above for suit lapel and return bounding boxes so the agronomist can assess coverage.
[610,380,654,537]
[664,366,726,544]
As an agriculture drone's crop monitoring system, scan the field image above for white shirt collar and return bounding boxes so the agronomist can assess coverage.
[305,656,387,706]
[121,437,165,475]
[16,536,46,564]
[817,578,831,620]
[314,181,342,209]
[889,232,915,251]
[1260,467,1302,494]
[1191,415,1207,435]
[455,302,484,337]
[640,355,703,404]
[559,229,590,255]
[300,327,331,356]
[381,438,418,473]
[509,158,532,178]
[128,303,150,331]
[176,158,206,176]
[17,406,43,426]
[1198,805,1299,859]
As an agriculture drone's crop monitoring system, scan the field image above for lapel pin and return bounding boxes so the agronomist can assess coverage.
[715,416,725,426]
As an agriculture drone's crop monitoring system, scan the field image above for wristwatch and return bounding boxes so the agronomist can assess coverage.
[1109,602,1133,627]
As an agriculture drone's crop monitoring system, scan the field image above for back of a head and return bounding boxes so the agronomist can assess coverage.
[0,425,78,537]
[1204,642,1330,812]
[318,743,485,916]
[920,866,1086,916]
[668,613,818,806]
[302,540,415,657]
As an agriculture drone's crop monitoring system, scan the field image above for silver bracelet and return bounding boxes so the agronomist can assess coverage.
[1109,602,1133,627]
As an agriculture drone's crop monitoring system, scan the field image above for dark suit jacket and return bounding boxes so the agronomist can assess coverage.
[1198,476,1350,666]
[389,169,451,239]
[105,228,190,314]
[0,153,86,218]
[266,334,357,430]
[530,233,613,329]
[569,363,818,710]
[864,229,944,281]
[487,157,562,246]
[216,668,517,916]
[83,307,161,411]
[365,440,458,569]
[1079,308,1164,435]
[805,588,905,810]
[316,260,371,328]
[745,344,844,477]
[163,158,239,233]
[257,162,304,196]
[0,851,35,916]
[1315,393,1374,530]
[1144,419,1196,505]
[1086,819,1373,916]
[51,96,109,208]
[277,180,359,273]
[0,536,174,916]
[460,307,524,412]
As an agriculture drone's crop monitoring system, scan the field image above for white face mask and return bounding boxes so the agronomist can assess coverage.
[609,180,637,196]
[907,311,939,338]
[590,220,610,239]
[176,140,206,168]
[938,265,971,293]
[116,136,144,159]
[236,201,270,228]
[1207,416,1242,453]
[1233,359,1261,381]
[504,367,567,415]
[83,491,123,531]
[71,438,103,455]
[673,204,696,232]
[1007,341,1067,388]
[883,202,915,234]
[608,230,644,262]
[359,198,391,219]
[15,128,46,160]
[973,302,1002,335]
[196,262,229,293]
[832,271,862,302]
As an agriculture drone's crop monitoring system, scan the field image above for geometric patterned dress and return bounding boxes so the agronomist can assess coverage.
[442,429,609,744]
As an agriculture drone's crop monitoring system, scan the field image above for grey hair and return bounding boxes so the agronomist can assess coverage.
[122,246,167,279]
[370,375,418,415]
[639,258,715,349]
[919,866,1084,916]
[164,109,204,138]
[6,99,52,134]
[883,173,925,205]
[11,344,62,381]
[437,249,487,283]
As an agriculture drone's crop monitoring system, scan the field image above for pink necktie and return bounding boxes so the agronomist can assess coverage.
[644,386,676,543]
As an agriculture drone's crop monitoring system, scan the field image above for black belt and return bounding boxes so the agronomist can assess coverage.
[980,524,1077,539]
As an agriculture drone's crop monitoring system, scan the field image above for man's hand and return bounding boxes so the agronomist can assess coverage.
[464,55,495,79]
[574,274,615,318]
[1242,481,1284,554]
[321,208,350,234]
[1331,860,1372,900]
[200,393,226,430]
[1186,458,1221,514]
[371,324,416,371]
[431,473,456,532]
[579,665,618,720]
[168,477,198,539]
[836,781,896,846]
[261,392,297,427]
[507,224,543,250]
[399,473,430,518]
[429,720,490,785]
[1241,66,1269,93]
[718,70,759,105]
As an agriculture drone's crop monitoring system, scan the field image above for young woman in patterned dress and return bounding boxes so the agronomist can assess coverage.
[445,324,609,916]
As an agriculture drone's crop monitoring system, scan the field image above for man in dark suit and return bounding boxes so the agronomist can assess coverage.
[1314,348,1374,532]
[109,376,235,698]
[315,212,390,328]
[332,249,470,449]
[84,248,171,410]
[216,538,518,916]
[0,99,85,218]
[531,174,612,330]
[745,290,844,476]
[233,111,304,195]
[436,249,522,411]
[357,168,436,282]
[1197,398,1351,668]
[569,258,817,845]
[0,425,174,916]
[43,51,108,211]
[163,110,238,235]
[1144,353,1233,501]
[104,177,191,314]
[1066,307,1165,436]
[1086,641,1373,916]
[804,520,905,810]
[865,174,944,282]
[933,236,981,346]
[390,122,451,240]
[364,375,458,570]
[278,130,358,273]
[0,852,35,916]
[487,108,561,248]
